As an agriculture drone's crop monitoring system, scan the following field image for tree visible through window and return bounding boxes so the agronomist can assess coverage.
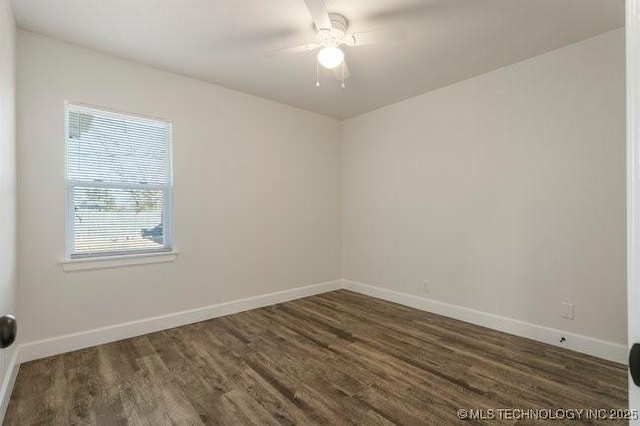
[66,103,173,258]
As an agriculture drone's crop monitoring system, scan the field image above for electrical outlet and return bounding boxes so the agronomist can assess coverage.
[561,302,574,320]
[422,279,430,294]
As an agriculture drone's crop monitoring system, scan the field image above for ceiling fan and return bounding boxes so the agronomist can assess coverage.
[267,0,405,88]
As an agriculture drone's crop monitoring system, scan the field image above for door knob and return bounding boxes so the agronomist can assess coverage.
[0,315,16,349]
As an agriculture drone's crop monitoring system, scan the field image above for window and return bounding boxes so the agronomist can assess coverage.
[65,103,173,259]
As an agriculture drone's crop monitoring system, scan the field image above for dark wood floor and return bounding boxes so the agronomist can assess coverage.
[4,290,627,425]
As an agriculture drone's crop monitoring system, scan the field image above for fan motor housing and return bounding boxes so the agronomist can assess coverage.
[328,13,347,32]
[316,13,348,47]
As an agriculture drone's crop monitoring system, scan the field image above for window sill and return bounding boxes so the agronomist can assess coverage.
[60,251,178,272]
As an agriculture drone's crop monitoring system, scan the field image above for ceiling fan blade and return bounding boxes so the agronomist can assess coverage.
[344,28,406,47]
[265,43,318,57]
[303,0,332,30]
[365,2,451,24]
[333,61,350,81]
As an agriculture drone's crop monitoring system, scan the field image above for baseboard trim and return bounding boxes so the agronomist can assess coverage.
[0,347,20,423]
[15,278,627,368]
[343,280,627,364]
[19,279,343,363]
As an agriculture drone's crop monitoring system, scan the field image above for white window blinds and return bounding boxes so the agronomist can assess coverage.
[66,103,173,258]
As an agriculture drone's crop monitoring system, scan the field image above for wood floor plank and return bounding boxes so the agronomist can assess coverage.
[4,290,627,425]
[301,295,612,408]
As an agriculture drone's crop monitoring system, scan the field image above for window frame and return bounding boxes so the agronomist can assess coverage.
[64,102,174,260]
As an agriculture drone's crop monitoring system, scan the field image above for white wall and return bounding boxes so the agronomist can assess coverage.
[16,26,626,353]
[17,30,342,343]
[342,29,626,345]
[0,0,16,390]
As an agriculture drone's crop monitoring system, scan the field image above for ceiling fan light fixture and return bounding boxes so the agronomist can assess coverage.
[317,46,344,69]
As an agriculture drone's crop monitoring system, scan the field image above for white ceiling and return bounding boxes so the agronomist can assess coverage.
[12,0,624,119]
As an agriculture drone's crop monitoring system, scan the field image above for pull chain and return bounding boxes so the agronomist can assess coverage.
[316,60,320,87]
[341,62,345,89]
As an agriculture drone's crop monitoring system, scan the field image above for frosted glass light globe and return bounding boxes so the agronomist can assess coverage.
[317,47,344,69]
